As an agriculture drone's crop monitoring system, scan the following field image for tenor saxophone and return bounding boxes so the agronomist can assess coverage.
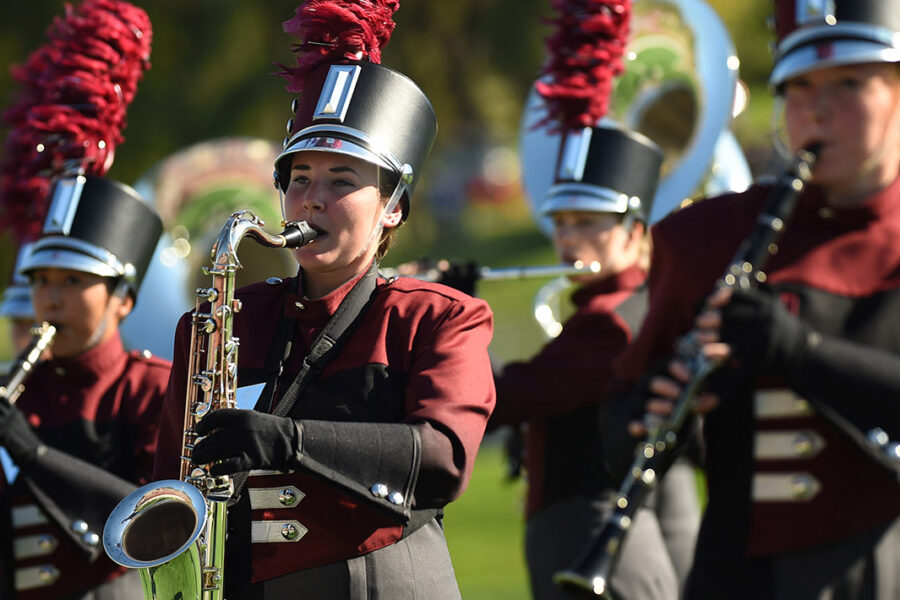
[103,211,316,600]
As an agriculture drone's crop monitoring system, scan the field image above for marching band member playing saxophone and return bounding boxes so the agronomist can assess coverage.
[611,0,900,597]
[151,2,495,598]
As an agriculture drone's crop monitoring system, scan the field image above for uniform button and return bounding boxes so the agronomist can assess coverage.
[294,301,306,311]
[790,475,815,500]
[142,349,152,359]
[388,491,404,505]
[868,427,890,447]
[37,535,55,551]
[279,488,298,507]
[82,532,100,546]
[793,432,815,456]
[370,483,389,498]
[818,206,835,219]
[71,520,88,534]
[54,367,66,376]
[281,523,300,540]
[266,277,283,285]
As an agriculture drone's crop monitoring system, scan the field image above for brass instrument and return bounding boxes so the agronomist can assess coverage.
[103,211,316,600]
[553,146,819,598]
[1,321,56,405]
[381,260,601,283]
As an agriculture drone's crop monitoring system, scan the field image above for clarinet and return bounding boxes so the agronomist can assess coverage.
[553,145,820,599]
[0,321,56,405]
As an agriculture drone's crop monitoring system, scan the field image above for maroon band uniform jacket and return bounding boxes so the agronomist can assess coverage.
[616,178,900,592]
[153,270,495,588]
[4,332,169,598]
[492,264,646,517]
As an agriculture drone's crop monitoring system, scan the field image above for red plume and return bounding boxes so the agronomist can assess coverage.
[279,0,400,94]
[0,0,152,244]
[535,0,631,132]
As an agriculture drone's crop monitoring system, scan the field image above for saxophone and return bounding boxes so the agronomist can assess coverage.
[103,211,316,600]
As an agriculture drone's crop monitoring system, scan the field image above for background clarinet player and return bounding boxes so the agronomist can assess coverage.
[0,1,169,598]
[608,0,900,597]
[151,1,495,598]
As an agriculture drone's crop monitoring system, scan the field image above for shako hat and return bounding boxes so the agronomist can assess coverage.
[769,0,900,89]
[274,60,437,214]
[527,0,664,223]
[272,0,436,219]
[541,124,663,220]
[19,175,162,297]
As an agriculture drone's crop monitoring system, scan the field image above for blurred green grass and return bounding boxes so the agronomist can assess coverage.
[445,438,531,599]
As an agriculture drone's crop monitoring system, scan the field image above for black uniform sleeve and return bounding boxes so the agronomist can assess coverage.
[21,446,136,560]
[791,331,900,476]
[296,419,423,524]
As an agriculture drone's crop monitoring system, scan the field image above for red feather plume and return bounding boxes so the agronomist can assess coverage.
[279,0,400,94]
[536,0,631,132]
[0,0,152,244]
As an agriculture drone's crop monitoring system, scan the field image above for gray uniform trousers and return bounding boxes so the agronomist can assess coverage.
[250,518,461,600]
[686,517,900,599]
[526,495,679,600]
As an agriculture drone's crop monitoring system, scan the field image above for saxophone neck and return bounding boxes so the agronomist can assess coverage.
[209,211,317,270]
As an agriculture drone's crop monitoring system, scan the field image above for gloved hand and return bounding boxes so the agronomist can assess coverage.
[719,287,810,377]
[191,408,301,476]
[0,398,42,466]
[436,260,480,296]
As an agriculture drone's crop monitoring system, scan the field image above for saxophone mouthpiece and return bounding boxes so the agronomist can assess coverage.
[280,220,319,248]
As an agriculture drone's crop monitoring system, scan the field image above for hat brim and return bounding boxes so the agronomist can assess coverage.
[276,135,393,173]
[18,244,122,280]
[541,184,637,217]
[770,40,900,89]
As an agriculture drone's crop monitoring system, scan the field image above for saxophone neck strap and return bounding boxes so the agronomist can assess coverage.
[232,262,380,501]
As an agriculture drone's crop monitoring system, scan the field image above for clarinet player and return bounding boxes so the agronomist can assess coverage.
[612,1,900,597]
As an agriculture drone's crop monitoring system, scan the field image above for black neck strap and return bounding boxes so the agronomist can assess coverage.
[232,262,380,500]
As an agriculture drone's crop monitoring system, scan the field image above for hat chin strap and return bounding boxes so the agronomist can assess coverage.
[85,278,129,350]
[360,175,408,264]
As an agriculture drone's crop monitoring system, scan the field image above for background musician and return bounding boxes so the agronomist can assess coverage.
[0,1,167,597]
[611,0,900,597]
[488,122,688,600]
[0,245,36,355]
[151,1,495,598]
[2,176,167,599]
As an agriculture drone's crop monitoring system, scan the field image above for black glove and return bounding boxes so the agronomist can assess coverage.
[719,287,810,377]
[192,408,301,476]
[0,398,42,466]
[437,260,480,296]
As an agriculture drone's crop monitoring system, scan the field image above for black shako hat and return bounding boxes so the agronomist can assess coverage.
[19,175,163,298]
[769,0,900,90]
[541,124,664,222]
[274,61,437,218]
